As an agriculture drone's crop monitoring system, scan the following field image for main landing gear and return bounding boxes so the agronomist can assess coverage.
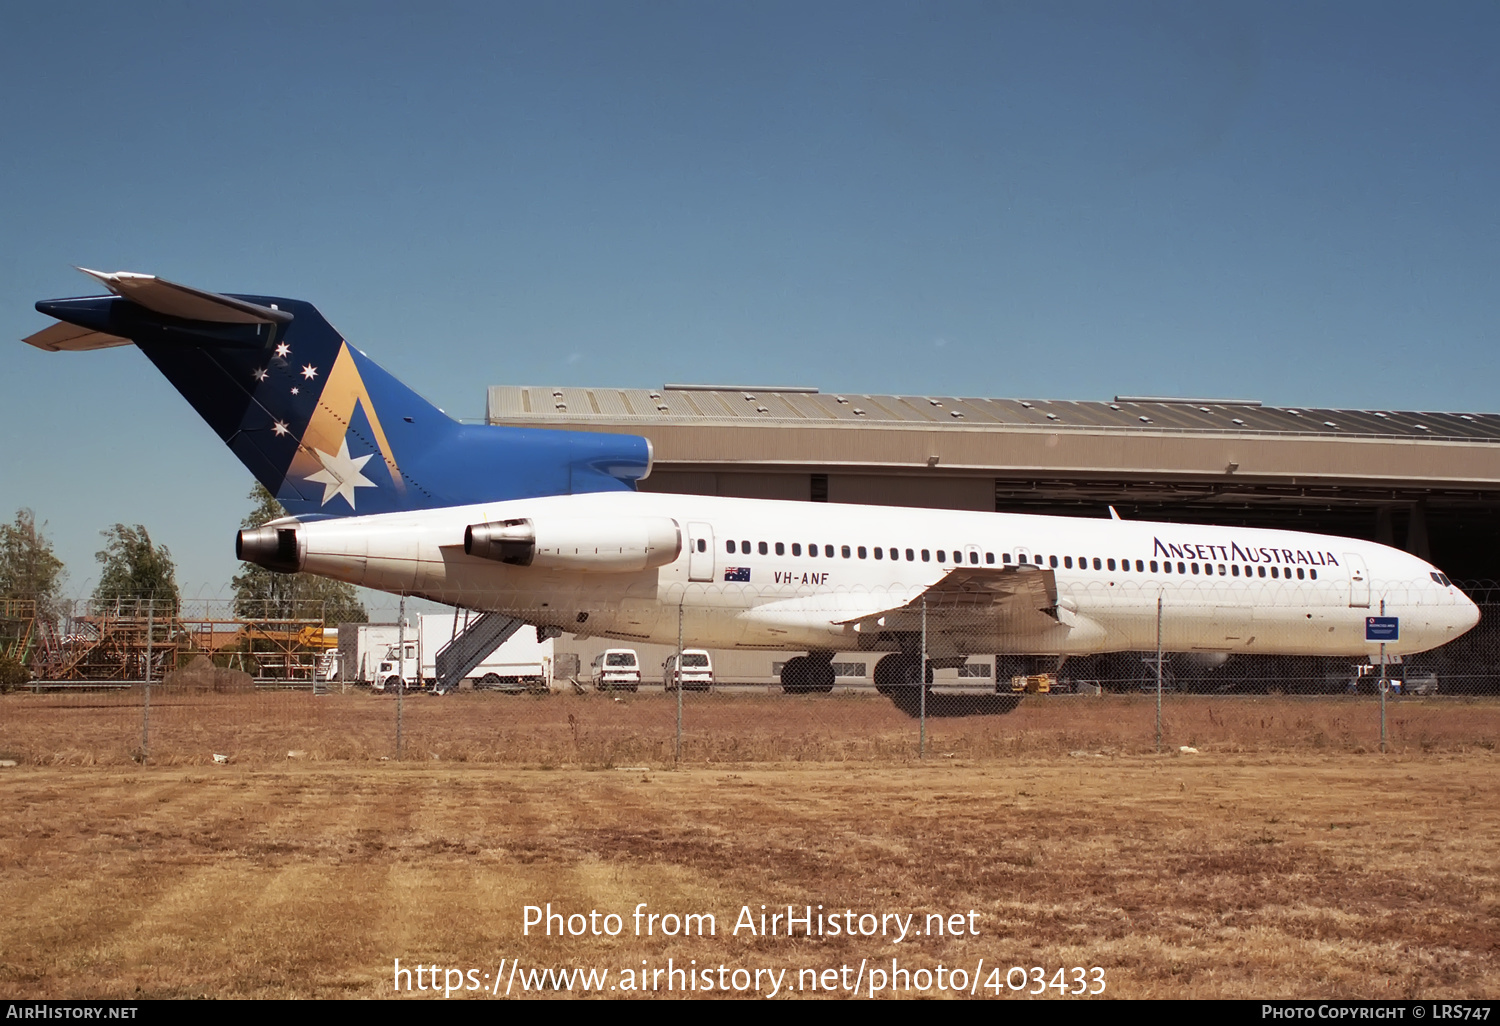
[780,654,835,694]
[872,652,1020,718]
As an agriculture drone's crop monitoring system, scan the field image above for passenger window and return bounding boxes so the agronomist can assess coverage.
[1191,563,1199,575]
[985,552,995,564]
[921,549,931,562]
[1297,568,1305,579]
[1232,565,1240,577]
[1107,558,1116,571]
[726,541,734,554]
[906,548,915,561]
[758,541,768,555]
[775,542,784,555]
[1064,556,1073,569]
[697,539,706,552]
[1217,564,1226,575]
[1135,560,1145,572]
[1092,557,1102,570]
[1163,561,1172,574]
[1270,567,1279,578]
[873,547,883,559]
[1049,555,1059,568]
[740,540,750,553]
[857,546,867,559]
[970,551,979,564]
[937,551,947,562]
[1310,569,1317,580]
[809,544,818,558]
[1002,554,1013,564]
[841,545,851,558]
[1204,564,1213,576]
[792,543,801,556]
[1258,566,1266,578]
[825,545,834,557]
[1149,560,1158,572]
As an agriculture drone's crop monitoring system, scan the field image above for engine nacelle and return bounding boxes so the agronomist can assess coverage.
[465,516,681,572]
[236,521,305,573]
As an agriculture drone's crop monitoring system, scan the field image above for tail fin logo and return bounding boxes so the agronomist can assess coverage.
[288,342,405,509]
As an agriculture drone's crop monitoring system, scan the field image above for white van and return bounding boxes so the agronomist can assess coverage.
[591,649,640,691]
[664,649,714,691]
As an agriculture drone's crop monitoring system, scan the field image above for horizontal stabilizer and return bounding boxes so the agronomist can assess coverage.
[22,319,131,352]
[74,267,294,326]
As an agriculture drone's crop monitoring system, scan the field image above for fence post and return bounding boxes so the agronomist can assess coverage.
[1378,597,1388,754]
[675,601,683,765]
[1155,595,1163,753]
[396,594,405,761]
[920,596,927,759]
[142,595,153,762]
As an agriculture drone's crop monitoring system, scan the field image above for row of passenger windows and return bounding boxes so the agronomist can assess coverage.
[721,538,1319,580]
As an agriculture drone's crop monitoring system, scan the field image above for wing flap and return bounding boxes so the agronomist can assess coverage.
[840,564,1063,636]
[22,320,132,352]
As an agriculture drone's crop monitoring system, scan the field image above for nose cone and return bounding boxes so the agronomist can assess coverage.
[1458,592,1482,635]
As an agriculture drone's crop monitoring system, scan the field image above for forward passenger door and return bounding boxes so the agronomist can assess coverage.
[688,522,715,582]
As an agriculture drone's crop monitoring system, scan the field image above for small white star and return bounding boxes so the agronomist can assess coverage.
[271,421,289,436]
[301,364,318,380]
[253,368,268,382]
[274,343,291,358]
[290,387,300,395]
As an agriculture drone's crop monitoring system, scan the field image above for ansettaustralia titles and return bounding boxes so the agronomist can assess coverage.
[523,903,980,942]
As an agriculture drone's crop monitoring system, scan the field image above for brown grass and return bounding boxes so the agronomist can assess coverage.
[0,757,1494,999]
[0,690,1496,767]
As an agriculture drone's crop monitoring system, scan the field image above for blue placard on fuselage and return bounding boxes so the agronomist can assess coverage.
[1365,617,1399,642]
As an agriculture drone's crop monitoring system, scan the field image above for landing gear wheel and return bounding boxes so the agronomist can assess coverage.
[811,660,835,693]
[873,653,932,712]
[780,656,812,694]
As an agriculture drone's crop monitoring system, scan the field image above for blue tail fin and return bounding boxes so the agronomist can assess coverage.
[26,270,651,517]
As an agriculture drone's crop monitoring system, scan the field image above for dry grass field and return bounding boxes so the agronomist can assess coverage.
[0,759,1495,999]
[0,693,1495,1000]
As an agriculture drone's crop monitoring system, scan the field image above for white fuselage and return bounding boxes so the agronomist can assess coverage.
[290,491,1480,659]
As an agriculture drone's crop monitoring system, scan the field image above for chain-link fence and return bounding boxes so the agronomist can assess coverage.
[3,587,1497,767]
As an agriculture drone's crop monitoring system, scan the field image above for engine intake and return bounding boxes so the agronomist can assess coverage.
[465,516,680,572]
[236,523,304,573]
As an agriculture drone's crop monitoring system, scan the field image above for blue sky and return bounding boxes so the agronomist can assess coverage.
[1,1,1496,600]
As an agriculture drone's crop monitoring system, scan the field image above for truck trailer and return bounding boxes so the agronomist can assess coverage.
[339,614,553,692]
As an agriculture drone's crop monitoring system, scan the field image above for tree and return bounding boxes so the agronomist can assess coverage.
[0,509,66,625]
[231,484,368,624]
[93,524,180,613]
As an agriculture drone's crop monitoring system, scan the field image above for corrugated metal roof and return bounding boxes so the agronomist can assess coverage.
[487,386,1500,443]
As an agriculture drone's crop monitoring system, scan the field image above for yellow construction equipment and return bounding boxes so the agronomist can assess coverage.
[1010,673,1055,694]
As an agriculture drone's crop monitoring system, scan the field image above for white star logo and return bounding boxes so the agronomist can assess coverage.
[290,387,300,395]
[303,437,377,508]
[253,368,268,382]
[272,420,289,437]
[301,364,318,380]
[275,343,291,358]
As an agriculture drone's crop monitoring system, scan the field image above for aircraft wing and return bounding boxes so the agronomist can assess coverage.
[838,564,1063,636]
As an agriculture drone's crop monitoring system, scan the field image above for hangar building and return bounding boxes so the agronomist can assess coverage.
[489,385,1500,581]
[487,385,1500,689]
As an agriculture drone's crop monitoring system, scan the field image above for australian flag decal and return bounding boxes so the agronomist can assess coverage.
[724,567,751,582]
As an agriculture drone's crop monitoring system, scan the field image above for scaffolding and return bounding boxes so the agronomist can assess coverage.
[0,598,37,665]
[28,599,342,686]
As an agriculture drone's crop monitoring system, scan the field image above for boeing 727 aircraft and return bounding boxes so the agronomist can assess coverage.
[25,269,1480,707]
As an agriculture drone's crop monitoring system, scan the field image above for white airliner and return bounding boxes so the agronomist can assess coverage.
[239,490,1480,698]
[25,269,1480,708]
